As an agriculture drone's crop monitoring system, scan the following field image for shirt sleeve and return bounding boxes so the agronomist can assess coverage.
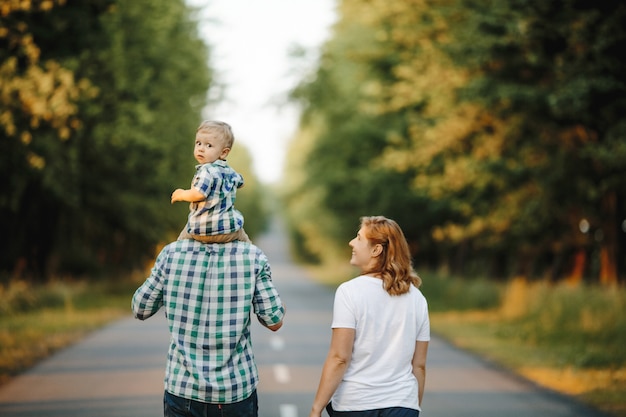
[253,254,285,327]
[192,166,215,198]
[331,284,357,329]
[416,298,430,342]
[235,172,244,188]
[131,248,167,320]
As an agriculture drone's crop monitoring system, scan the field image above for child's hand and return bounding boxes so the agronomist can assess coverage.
[171,188,203,203]
[171,189,185,203]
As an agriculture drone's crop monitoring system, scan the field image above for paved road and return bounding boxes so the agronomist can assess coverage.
[0,222,608,417]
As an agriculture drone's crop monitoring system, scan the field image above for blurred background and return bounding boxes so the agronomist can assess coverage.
[1,0,625,413]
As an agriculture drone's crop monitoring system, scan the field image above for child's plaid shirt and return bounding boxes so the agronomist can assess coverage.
[187,160,244,236]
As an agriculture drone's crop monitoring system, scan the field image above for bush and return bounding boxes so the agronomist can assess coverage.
[421,273,502,312]
[0,280,82,316]
[421,273,626,368]
[502,280,626,368]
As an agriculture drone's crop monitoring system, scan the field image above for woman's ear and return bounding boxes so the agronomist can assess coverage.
[371,243,383,257]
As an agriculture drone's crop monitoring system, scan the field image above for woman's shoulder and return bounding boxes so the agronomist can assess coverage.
[409,285,429,305]
[339,274,373,286]
[335,275,358,292]
[336,276,383,297]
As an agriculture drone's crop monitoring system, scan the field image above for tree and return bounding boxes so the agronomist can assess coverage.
[285,0,438,267]
[441,0,626,283]
[228,144,270,240]
[0,0,214,279]
[286,0,626,283]
[0,0,106,278]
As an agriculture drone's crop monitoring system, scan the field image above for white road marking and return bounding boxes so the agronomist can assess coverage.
[280,403,298,417]
[272,336,294,416]
[270,335,285,350]
[273,364,291,384]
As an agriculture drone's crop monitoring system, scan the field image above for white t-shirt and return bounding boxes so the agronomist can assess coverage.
[331,275,430,412]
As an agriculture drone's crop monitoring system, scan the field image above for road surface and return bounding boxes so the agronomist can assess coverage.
[0,221,608,417]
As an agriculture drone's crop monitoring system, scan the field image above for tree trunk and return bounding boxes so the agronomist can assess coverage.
[599,246,617,286]
[566,248,586,285]
[599,192,618,286]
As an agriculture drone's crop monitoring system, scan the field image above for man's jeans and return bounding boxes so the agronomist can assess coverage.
[164,390,258,417]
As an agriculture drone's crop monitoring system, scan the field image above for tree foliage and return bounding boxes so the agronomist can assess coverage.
[228,145,270,240]
[0,0,266,280]
[285,0,626,283]
[284,6,435,266]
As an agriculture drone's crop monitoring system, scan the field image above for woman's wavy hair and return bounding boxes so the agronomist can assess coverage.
[360,216,422,295]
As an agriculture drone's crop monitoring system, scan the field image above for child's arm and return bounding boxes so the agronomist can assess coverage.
[171,188,205,203]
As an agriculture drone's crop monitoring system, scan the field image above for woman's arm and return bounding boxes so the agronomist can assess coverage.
[309,327,355,417]
[412,340,429,406]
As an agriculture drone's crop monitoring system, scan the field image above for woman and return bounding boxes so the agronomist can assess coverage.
[309,216,430,417]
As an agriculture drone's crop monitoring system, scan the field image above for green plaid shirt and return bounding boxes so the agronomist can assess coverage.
[132,239,284,403]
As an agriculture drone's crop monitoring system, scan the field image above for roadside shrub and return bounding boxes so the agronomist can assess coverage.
[0,280,96,316]
[423,274,626,369]
[421,273,502,312]
[505,281,626,368]
[0,281,37,315]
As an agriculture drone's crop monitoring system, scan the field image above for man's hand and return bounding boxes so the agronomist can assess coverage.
[258,315,284,332]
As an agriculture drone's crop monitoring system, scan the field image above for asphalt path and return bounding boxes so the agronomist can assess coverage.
[0,221,608,417]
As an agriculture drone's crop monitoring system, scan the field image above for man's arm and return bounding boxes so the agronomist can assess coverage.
[257,303,286,331]
[132,249,167,320]
[253,255,285,331]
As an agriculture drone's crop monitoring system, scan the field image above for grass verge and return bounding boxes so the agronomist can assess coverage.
[427,275,626,417]
[0,278,138,386]
[431,311,626,417]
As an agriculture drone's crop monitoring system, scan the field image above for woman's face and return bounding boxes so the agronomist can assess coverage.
[349,226,375,271]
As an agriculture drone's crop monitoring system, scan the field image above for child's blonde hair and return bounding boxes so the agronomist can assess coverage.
[197,120,235,148]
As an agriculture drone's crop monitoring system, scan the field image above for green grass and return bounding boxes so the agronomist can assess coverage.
[0,278,138,386]
[425,275,626,417]
[431,311,626,417]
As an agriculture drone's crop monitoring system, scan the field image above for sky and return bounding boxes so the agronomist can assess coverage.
[188,0,337,184]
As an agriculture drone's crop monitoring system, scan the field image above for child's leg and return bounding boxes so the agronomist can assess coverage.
[234,228,251,243]
[191,228,251,243]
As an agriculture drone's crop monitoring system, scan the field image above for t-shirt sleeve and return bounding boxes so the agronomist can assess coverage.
[416,298,430,342]
[331,284,357,329]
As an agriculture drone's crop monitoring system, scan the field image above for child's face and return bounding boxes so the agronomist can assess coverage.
[194,131,230,164]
